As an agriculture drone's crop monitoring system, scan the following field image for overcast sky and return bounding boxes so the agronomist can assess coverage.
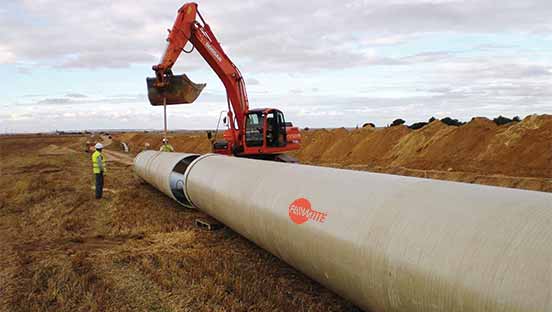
[1,0,551,132]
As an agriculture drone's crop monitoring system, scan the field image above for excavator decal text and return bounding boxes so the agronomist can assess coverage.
[205,42,223,63]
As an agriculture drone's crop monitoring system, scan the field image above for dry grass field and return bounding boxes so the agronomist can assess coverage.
[1,114,550,311]
[0,135,357,311]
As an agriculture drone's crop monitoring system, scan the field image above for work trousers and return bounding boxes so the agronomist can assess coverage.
[95,172,104,199]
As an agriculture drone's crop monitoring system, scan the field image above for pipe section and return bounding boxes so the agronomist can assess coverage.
[133,151,199,208]
[135,152,552,312]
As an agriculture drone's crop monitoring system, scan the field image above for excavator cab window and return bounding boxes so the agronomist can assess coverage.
[266,110,287,147]
[245,112,264,147]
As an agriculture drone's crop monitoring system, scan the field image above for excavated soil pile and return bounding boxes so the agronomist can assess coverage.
[295,115,552,191]
[1,115,549,311]
[115,132,211,154]
[296,115,551,174]
[114,114,551,192]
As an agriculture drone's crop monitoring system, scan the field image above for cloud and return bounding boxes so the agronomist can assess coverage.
[3,0,551,70]
[14,93,146,106]
[474,44,518,51]
[197,0,552,70]
[2,0,552,132]
[66,93,87,98]
[58,51,156,69]
[4,87,551,132]
[436,60,552,80]
[0,46,16,64]
[36,98,76,105]
[399,51,452,63]
[247,78,260,85]
[16,66,32,74]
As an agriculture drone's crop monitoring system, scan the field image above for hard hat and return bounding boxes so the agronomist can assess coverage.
[95,143,104,149]
[163,138,168,143]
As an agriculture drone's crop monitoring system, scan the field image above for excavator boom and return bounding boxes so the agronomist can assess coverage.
[148,2,249,134]
[148,2,300,158]
[148,3,205,105]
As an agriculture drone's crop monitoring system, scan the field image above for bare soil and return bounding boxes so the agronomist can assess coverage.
[1,114,550,311]
[115,114,552,192]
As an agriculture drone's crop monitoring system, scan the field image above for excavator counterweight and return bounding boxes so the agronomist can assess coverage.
[147,74,206,106]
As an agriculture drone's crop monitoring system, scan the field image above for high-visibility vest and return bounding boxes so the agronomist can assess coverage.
[92,150,106,173]
[160,144,174,152]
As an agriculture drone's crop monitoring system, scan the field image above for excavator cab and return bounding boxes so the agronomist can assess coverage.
[265,110,288,148]
[244,109,288,149]
[214,108,297,157]
[245,111,264,147]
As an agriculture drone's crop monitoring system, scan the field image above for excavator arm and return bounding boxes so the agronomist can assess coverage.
[151,4,196,81]
[149,2,249,142]
[148,2,300,158]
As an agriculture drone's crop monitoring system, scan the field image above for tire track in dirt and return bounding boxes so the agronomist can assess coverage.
[103,150,133,166]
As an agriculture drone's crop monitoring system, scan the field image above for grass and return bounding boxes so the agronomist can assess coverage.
[0,135,359,312]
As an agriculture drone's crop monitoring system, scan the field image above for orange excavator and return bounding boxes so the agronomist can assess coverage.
[147,2,300,162]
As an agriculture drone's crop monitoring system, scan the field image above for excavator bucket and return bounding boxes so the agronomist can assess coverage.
[146,74,206,106]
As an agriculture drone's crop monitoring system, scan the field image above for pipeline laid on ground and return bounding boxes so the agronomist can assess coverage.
[134,151,552,312]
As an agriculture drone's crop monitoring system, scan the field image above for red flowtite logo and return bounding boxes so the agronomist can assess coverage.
[288,198,327,224]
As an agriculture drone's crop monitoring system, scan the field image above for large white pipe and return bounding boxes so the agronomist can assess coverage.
[134,151,552,312]
[133,151,200,208]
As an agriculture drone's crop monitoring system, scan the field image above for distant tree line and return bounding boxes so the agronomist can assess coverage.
[379,115,522,130]
[302,115,522,131]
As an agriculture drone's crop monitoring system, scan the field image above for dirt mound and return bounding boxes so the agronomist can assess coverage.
[348,125,411,164]
[319,127,371,163]
[170,134,211,154]
[395,117,499,172]
[113,114,550,189]
[478,114,552,177]
[294,127,357,163]
[387,120,453,166]
[292,125,413,165]
[38,144,78,155]
[113,132,211,155]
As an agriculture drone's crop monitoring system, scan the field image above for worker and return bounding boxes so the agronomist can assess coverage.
[160,138,175,152]
[92,143,106,199]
